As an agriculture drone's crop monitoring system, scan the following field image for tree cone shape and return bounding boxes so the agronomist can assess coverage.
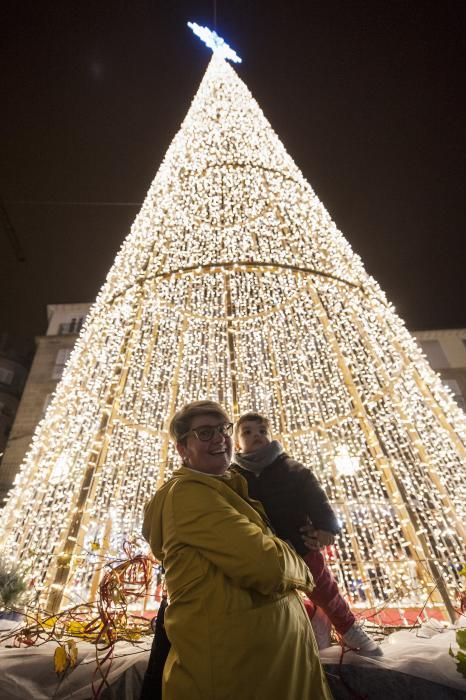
[0,55,465,616]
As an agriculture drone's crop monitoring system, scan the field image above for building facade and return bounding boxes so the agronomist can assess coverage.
[0,335,33,466]
[0,304,90,505]
[414,328,466,411]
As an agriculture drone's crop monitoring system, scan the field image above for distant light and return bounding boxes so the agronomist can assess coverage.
[188,22,242,63]
[335,447,360,476]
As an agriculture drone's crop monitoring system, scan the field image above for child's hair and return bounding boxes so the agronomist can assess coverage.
[234,411,271,443]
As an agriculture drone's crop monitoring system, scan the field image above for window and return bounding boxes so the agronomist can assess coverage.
[52,349,72,380]
[58,317,85,335]
[420,340,449,369]
[0,367,14,385]
[0,401,12,417]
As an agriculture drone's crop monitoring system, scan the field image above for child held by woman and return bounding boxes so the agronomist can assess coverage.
[231,411,381,655]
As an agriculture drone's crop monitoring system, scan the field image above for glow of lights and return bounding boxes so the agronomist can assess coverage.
[0,52,464,619]
[335,446,360,476]
[188,21,242,63]
[49,453,71,485]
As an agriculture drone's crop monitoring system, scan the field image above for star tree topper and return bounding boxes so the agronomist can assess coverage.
[188,21,242,63]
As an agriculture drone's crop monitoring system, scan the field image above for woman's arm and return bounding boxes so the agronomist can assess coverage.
[168,480,314,597]
[300,519,336,550]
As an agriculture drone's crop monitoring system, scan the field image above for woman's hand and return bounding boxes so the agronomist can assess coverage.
[300,519,335,550]
[314,530,335,547]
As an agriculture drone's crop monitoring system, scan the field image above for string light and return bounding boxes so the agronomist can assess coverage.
[0,54,464,617]
[335,446,360,477]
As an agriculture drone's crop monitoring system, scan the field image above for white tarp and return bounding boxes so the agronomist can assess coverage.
[1,619,465,699]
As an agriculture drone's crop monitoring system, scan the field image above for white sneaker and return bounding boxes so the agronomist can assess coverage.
[342,622,383,656]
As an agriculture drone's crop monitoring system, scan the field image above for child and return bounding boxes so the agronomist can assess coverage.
[232,411,382,655]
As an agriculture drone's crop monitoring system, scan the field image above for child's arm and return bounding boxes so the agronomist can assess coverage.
[299,467,340,534]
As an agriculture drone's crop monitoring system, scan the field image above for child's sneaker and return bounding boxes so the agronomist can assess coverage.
[342,622,383,655]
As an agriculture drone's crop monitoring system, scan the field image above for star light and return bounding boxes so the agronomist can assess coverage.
[188,21,242,63]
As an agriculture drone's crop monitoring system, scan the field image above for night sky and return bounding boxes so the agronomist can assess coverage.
[2,0,465,341]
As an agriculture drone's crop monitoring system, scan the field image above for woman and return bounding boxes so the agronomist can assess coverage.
[143,400,332,700]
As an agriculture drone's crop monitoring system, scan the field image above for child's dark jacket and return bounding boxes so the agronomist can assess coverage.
[232,454,340,557]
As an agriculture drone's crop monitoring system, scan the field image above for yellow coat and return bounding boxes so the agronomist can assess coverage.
[143,467,332,700]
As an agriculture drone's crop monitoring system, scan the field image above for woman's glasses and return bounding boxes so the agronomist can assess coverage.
[181,422,234,442]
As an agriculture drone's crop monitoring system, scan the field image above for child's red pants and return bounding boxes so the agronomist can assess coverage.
[303,549,355,635]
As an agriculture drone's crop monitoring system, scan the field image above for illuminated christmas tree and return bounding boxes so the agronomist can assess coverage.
[0,28,465,619]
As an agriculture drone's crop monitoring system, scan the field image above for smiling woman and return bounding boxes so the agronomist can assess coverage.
[173,403,234,475]
[142,400,332,700]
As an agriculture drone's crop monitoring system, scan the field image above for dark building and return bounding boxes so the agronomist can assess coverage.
[0,305,89,505]
[0,334,33,468]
